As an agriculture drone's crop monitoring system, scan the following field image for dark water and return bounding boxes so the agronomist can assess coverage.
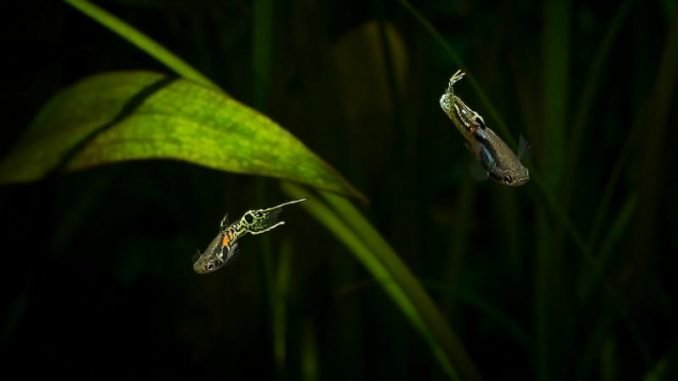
[0,1,676,380]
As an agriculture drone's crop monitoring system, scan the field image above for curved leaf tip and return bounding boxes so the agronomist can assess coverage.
[0,70,365,202]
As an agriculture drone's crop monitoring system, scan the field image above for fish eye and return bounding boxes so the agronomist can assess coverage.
[504,175,513,184]
[206,262,215,272]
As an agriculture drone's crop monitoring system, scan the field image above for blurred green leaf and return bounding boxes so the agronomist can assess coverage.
[273,237,293,377]
[579,194,637,300]
[281,182,482,381]
[301,317,319,381]
[643,356,668,381]
[64,0,218,89]
[0,71,364,201]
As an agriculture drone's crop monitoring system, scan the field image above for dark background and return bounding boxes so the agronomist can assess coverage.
[1,0,677,380]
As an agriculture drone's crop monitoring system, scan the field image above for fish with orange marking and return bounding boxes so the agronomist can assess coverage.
[193,198,307,274]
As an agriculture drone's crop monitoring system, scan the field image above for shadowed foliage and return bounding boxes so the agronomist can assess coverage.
[0,1,676,380]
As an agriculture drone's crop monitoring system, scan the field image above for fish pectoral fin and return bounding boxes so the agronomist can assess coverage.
[225,242,240,261]
[192,249,202,263]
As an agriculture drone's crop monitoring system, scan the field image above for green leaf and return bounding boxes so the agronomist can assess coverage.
[63,0,218,90]
[0,70,364,201]
[281,182,482,381]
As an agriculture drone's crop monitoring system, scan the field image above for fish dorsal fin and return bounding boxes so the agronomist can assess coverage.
[219,213,230,230]
[192,249,202,263]
[518,135,533,163]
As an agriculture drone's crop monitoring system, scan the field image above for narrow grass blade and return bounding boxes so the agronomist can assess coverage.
[397,0,513,145]
[301,318,319,381]
[399,0,591,259]
[541,0,570,191]
[579,194,637,299]
[601,338,618,381]
[424,280,530,349]
[281,181,482,381]
[321,189,487,381]
[642,357,668,381]
[631,4,678,260]
[252,0,274,106]
[63,0,217,90]
[563,0,635,189]
[592,4,678,254]
[251,0,278,373]
[273,237,293,377]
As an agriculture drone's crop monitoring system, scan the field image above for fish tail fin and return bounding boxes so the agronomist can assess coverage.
[447,70,466,92]
[248,208,286,235]
[266,198,308,210]
[245,198,307,235]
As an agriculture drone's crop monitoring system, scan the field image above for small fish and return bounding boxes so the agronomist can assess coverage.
[193,198,307,274]
[439,69,530,186]
[468,129,531,186]
[192,235,239,274]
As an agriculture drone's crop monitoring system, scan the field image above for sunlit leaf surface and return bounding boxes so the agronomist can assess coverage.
[0,71,363,201]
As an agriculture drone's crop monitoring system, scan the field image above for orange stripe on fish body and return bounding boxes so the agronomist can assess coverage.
[222,230,235,247]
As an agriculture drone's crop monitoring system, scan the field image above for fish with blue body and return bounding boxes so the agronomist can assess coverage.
[193,198,307,274]
[439,70,530,186]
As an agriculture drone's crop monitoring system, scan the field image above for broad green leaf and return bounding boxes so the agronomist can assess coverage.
[0,71,364,201]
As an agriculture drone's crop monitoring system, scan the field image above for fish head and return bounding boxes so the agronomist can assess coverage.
[497,165,530,187]
[476,128,531,187]
[193,233,230,274]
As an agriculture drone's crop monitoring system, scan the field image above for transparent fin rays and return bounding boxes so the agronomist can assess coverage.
[242,198,307,235]
[448,69,466,92]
